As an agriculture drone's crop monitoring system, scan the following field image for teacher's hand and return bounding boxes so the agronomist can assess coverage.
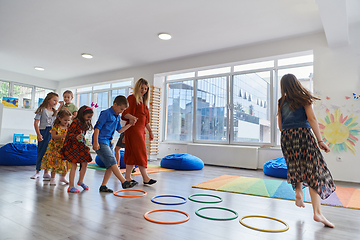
[149,131,154,141]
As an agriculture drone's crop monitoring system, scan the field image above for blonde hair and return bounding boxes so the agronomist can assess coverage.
[35,92,58,116]
[63,90,73,98]
[278,74,320,115]
[133,78,149,105]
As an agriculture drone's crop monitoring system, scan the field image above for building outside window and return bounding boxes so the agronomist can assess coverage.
[164,52,313,146]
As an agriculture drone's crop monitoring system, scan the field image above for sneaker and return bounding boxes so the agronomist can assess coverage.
[122,180,138,189]
[77,182,89,190]
[67,187,80,193]
[59,177,69,184]
[50,178,56,186]
[43,173,51,181]
[99,185,113,193]
[143,179,157,185]
[30,173,40,179]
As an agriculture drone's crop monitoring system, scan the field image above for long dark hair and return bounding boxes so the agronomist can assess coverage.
[278,74,320,115]
[53,110,72,127]
[76,105,93,131]
[35,92,59,116]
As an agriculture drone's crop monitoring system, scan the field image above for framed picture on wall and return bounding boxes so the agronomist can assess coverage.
[2,97,18,108]
[23,98,31,109]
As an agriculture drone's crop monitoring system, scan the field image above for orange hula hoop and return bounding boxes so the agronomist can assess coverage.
[144,209,190,224]
[113,189,147,198]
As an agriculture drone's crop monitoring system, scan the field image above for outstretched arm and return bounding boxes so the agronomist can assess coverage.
[304,104,330,153]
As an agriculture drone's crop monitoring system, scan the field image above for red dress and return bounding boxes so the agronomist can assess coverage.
[121,95,150,167]
[61,118,92,163]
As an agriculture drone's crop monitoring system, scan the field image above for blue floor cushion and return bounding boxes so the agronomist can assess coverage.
[263,156,287,179]
[95,150,129,169]
[0,143,37,165]
[161,153,204,170]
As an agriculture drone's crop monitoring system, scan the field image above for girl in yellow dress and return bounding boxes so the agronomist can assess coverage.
[41,110,72,185]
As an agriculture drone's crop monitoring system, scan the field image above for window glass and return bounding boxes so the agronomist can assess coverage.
[93,92,109,120]
[77,86,92,93]
[76,93,92,109]
[13,85,33,109]
[278,55,313,66]
[196,77,227,141]
[112,81,132,88]
[234,60,274,72]
[93,84,111,90]
[165,80,194,141]
[167,72,195,81]
[112,88,128,103]
[232,72,271,143]
[35,87,54,108]
[198,67,231,77]
[0,81,10,100]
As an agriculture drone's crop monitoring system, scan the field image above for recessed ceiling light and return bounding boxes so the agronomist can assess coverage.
[34,67,44,71]
[158,33,172,40]
[81,53,93,59]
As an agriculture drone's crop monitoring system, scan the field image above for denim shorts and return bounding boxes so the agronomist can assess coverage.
[95,143,117,169]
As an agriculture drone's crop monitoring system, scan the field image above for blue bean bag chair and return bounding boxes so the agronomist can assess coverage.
[263,156,287,179]
[161,153,204,170]
[0,143,37,165]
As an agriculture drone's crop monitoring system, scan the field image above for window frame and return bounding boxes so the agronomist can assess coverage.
[163,51,314,147]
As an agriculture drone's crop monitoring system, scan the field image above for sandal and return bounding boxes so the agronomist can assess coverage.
[99,185,113,193]
[122,180,138,189]
[67,187,80,193]
[143,179,157,185]
[77,182,89,190]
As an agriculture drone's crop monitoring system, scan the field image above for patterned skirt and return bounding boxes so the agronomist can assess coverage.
[281,127,336,200]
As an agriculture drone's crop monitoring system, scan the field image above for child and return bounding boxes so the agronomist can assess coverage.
[41,110,72,185]
[92,95,137,193]
[61,105,94,193]
[31,92,64,180]
[61,90,78,119]
[278,74,336,228]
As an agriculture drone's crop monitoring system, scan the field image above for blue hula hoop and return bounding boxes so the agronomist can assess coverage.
[151,194,187,205]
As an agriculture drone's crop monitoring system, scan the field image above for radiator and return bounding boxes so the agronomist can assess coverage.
[187,143,258,169]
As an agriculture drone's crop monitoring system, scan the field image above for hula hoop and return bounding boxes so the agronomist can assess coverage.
[151,195,187,205]
[144,209,190,224]
[195,206,238,221]
[188,194,223,203]
[239,215,289,233]
[113,189,147,198]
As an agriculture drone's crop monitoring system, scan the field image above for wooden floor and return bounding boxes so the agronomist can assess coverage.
[1,163,360,240]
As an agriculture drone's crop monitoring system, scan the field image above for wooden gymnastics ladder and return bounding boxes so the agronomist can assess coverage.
[146,86,161,156]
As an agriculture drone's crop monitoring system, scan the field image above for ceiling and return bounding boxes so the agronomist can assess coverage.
[1,0,359,81]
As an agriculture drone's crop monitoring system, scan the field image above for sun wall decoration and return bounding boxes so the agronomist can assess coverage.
[318,109,359,154]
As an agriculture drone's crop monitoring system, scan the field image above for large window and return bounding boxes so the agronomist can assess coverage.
[164,52,313,146]
[165,80,194,141]
[196,77,228,142]
[0,80,54,109]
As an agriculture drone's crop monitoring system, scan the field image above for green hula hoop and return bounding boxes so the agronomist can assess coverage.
[195,206,238,221]
[188,194,223,204]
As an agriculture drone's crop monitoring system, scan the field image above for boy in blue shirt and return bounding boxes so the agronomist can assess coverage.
[92,95,137,192]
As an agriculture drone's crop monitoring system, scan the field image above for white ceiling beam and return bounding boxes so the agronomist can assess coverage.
[316,0,349,48]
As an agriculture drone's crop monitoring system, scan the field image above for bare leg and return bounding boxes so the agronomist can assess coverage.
[125,165,134,181]
[78,162,87,183]
[51,171,56,178]
[309,187,334,228]
[139,166,150,183]
[115,146,121,166]
[69,163,77,187]
[295,182,305,208]
[101,168,114,186]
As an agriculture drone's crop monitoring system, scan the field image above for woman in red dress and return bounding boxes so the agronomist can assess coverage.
[122,78,156,185]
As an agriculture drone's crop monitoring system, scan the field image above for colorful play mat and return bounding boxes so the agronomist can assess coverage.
[193,175,360,210]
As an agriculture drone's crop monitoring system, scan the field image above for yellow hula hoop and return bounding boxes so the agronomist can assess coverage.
[239,215,289,233]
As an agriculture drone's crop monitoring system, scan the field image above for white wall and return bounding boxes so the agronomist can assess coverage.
[0,70,59,144]
[58,26,360,182]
